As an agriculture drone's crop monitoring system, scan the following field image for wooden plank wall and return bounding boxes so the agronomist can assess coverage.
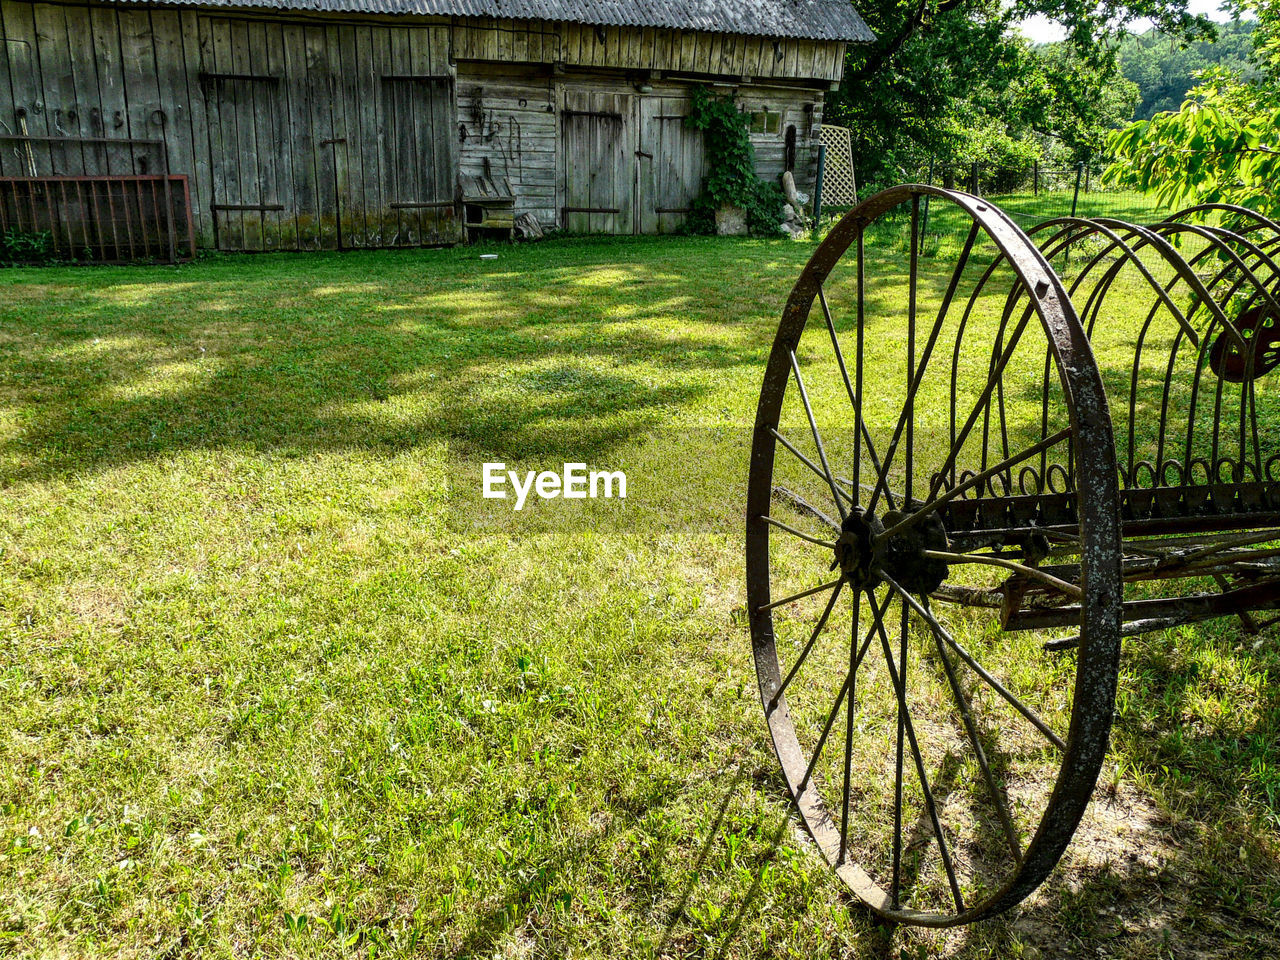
[741,91,824,194]
[451,19,846,84]
[0,1,843,247]
[456,69,557,226]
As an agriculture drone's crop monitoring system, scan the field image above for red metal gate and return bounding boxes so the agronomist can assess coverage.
[0,175,196,264]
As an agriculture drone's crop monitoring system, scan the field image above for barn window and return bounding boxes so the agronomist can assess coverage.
[750,111,781,135]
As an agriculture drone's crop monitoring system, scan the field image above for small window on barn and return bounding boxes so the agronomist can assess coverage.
[749,111,782,135]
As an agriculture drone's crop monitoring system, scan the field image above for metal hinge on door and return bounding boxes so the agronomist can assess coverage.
[635,150,653,159]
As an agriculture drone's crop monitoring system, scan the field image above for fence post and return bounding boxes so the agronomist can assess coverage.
[811,142,826,240]
[1034,161,1039,196]
[971,161,979,196]
[921,157,934,237]
[1071,161,1084,218]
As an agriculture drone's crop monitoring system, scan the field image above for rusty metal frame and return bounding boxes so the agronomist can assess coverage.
[748,187,1280,926]
[746,185,1122,926]
[0,174,195,264]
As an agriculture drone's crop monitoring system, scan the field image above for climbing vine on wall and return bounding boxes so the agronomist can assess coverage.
[685,86,785,236]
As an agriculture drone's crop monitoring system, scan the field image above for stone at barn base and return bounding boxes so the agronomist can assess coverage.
[715,205,748,236]
[778,203,808,238]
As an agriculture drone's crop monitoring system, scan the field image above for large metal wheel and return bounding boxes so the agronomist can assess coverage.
[746,186,1123,925]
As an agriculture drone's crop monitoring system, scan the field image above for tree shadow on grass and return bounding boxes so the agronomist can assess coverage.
[0,247,782,486]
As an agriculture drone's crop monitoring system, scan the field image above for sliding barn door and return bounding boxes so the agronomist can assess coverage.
[637,96,705,234]
[381,75,459,246]
[561,89,634,234]
[200,18,293,251]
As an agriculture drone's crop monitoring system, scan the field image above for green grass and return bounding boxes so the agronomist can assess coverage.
[1,233,1279,958]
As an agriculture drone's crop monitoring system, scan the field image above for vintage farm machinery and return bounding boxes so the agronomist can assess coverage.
[747,185,1280,925]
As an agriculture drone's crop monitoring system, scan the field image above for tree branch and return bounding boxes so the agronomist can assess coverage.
[848,0,970,83]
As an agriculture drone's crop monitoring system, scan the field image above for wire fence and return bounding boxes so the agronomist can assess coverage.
[908,160,1172,233]
[816,158,1174,256]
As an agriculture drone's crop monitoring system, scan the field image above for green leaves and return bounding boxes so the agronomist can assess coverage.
[685,88,786,237]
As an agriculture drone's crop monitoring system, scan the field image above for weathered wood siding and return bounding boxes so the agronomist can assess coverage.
[450,19,846,84]
[456,69,557,226]
[0,0,844,247]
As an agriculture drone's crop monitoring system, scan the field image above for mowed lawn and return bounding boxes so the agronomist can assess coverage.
[2,235,1279,958]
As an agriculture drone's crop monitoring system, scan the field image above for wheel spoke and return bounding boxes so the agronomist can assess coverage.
[866,222,982,514]
[838,585,861,863]
[921,306,1037,509]
[769,428,855,511]
[817,284,894,512]
[870,587,966,913]
[886,576,1066,751]
[789,349,848,521]
[757,578,842,614]
[799,604,880,790]
[772,485,841,532]
[876,427,1072,546]
[760,513,837,550]
[769,581,844,712]
[923,597,1023,864]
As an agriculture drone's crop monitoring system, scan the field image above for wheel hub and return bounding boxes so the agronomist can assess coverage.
[832,508,884,590]
[880,508,951,595]
[832,506,951,596]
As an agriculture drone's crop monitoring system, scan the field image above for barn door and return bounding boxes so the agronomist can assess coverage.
[200,18,292,252]
[636,96,706,234]
[381,75,460,246]
[561,89,634,234]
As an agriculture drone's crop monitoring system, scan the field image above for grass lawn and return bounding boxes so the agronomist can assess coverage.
[2,231,1279,958]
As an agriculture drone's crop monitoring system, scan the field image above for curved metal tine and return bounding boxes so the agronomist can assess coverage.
[769,429,856,512]
[1040,219,1203,474]
[1029,218,1202,348]
[1161,220,1280,318]
[772,484,841,533]
[865,220,983,515]
[886,576,1067,752]
[922,595,1023,864]
[799,591,884,791]
[817,283,894,512]
[789,349,848,522]
[770,580,844,712]
[757,577,842,614]
[867,586,965,913]
[878,428,1073,545]
[1163,202,1280,237]
[919,299,1038,511]
[760,513,837,549]
[948,244,1025,496]
[1091,219,1253,350]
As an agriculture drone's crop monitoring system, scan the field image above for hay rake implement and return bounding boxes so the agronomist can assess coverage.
[747,185,1280,925]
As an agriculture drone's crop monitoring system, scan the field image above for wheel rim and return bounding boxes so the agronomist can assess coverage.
[746,185,1122,925]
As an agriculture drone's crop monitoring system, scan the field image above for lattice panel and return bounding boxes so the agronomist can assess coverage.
[818,124,857,205]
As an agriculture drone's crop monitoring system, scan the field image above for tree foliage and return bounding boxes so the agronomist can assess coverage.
[1106,0,1280,217]
[1117,19,1256,119]
[684,87,786,236]
[826,0,1210,185]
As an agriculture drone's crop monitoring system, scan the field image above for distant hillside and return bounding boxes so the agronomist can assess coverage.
[1117,20,1257,120]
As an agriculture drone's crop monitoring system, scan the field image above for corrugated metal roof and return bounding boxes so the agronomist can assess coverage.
[123,0,874,42]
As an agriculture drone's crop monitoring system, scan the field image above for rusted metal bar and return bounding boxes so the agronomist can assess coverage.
[1007,578,1280,631]
[1,175,192,264]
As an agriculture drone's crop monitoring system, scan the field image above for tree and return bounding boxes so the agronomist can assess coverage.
[1117,20,1256,120]
[1106,0,1280,217]
[826,0,1211,185]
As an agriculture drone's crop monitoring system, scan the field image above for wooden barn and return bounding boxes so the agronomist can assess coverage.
[0,0,872,256]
